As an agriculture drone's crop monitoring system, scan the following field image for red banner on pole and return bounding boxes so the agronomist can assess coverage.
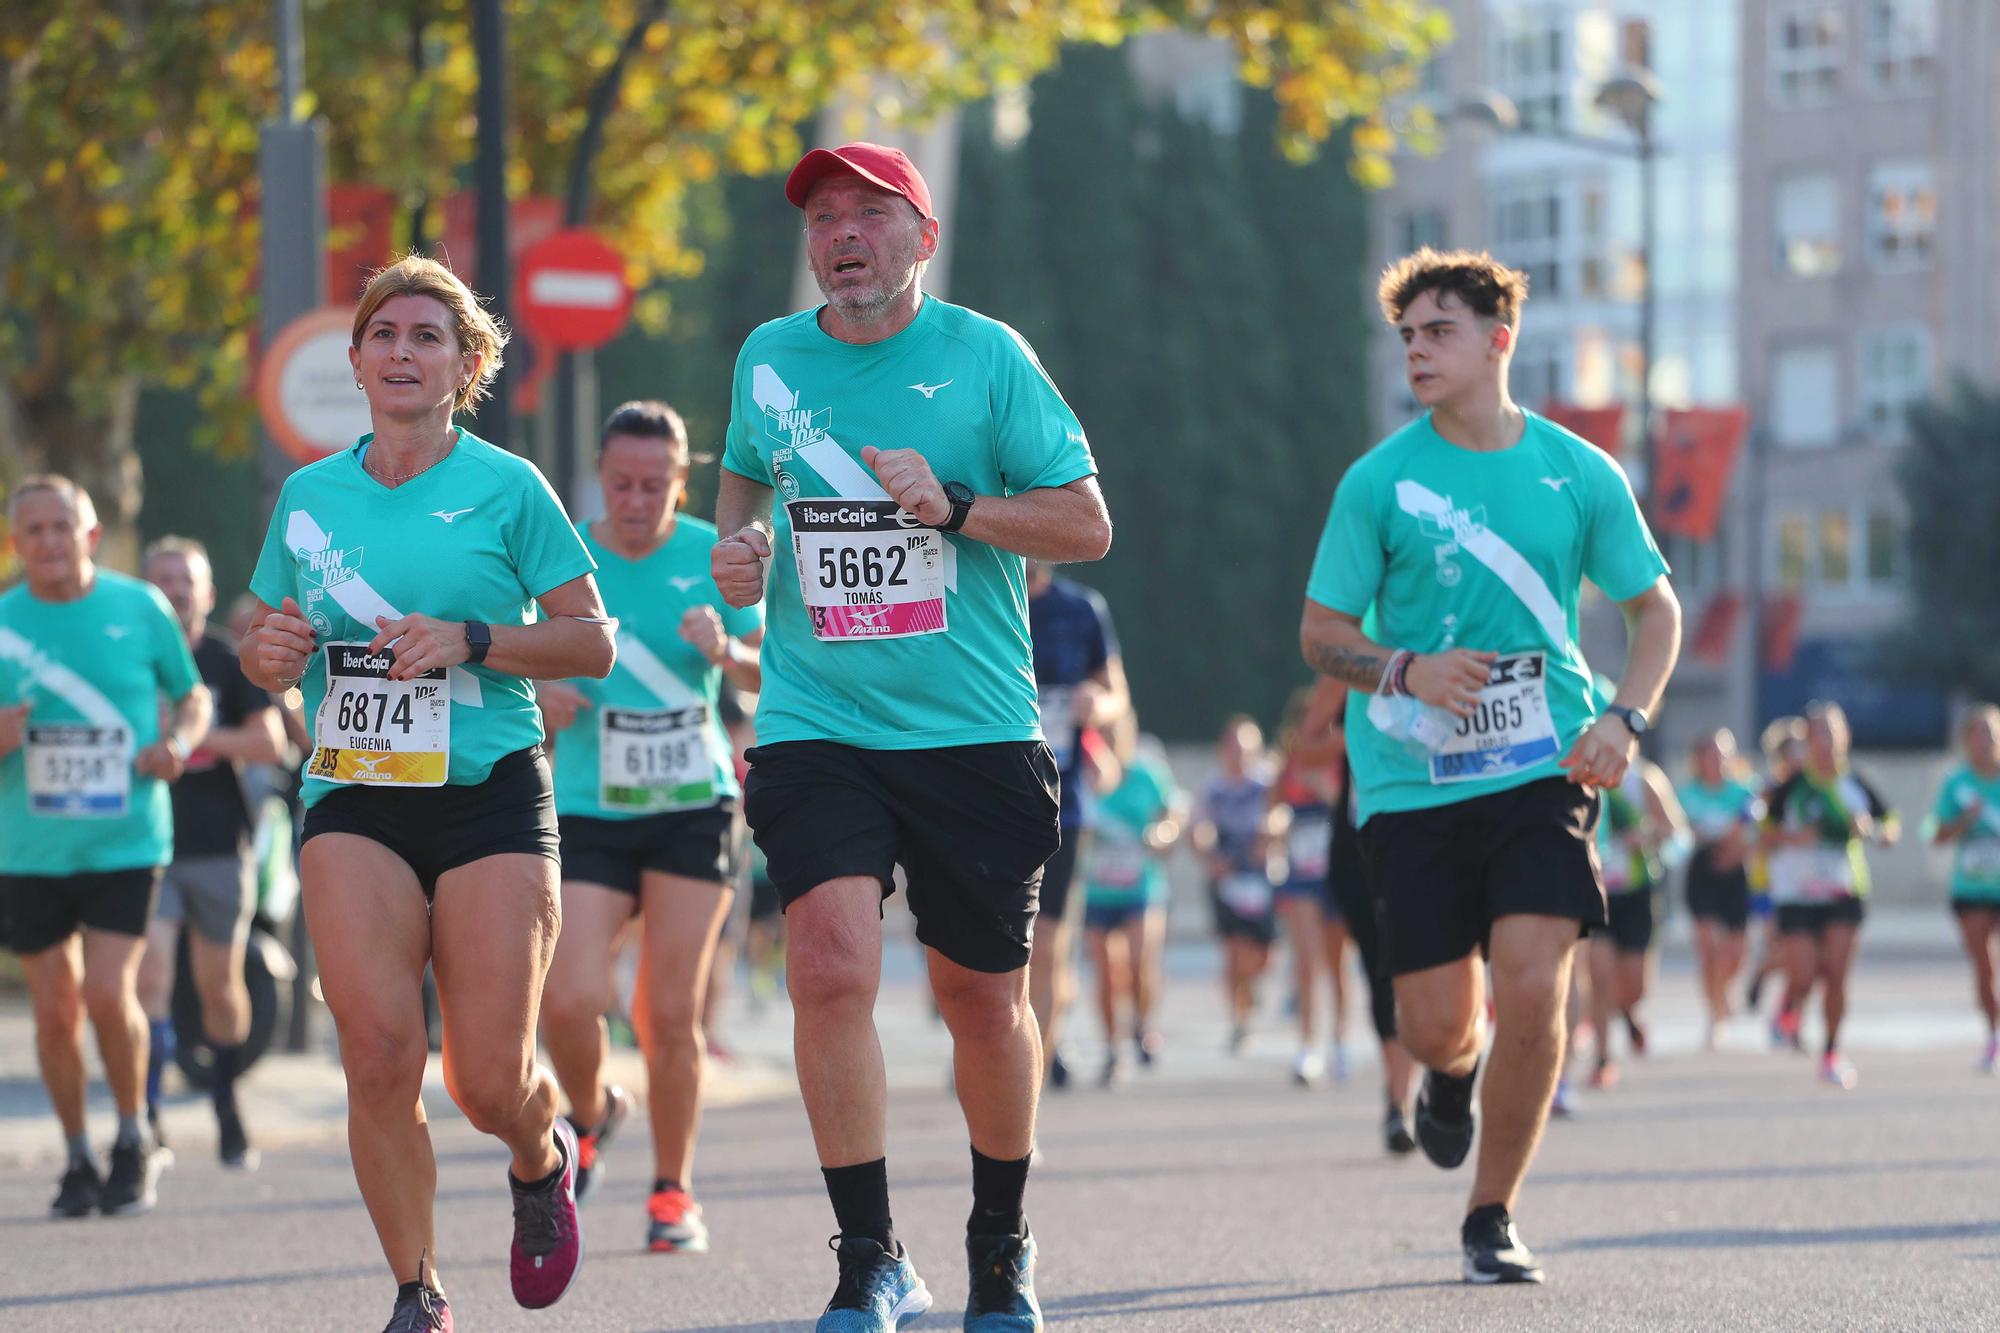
[1761,593,1806,673]
[1652,406,1749,540]
[326,184,398,303]
[1541,401,1626,457]
[1690,591,1744,665]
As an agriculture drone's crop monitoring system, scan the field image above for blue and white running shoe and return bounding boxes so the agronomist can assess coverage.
[817,1236,932,1332]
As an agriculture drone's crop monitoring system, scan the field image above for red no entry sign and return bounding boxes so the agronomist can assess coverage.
[515,229,632,350]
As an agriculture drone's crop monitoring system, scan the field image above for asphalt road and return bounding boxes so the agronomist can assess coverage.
[1,944,1995,1331]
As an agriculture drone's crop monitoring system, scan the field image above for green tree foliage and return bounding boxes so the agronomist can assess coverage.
[1899,379,2000,697]
[1,1,1445,540]
[951,47,1377,740]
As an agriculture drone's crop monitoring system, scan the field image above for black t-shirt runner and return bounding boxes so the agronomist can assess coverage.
[172,630,274,858]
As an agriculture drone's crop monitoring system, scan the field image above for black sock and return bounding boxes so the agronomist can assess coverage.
[510,1130,566,1192]
[822,1158,895,1252]
[1463,1202,1510,1239]
[1427,1058,1479,1119]
[968,1146,1031,1237]
[210,1043,241,1114]
[652,1177,684,1195]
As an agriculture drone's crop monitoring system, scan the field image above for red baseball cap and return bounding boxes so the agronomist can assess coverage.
[784,142,934,219]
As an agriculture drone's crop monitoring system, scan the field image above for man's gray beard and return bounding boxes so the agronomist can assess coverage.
[815,264,917,318]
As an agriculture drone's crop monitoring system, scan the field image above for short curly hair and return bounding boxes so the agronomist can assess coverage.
[1377,247,1530,330]
[351,255,508,414]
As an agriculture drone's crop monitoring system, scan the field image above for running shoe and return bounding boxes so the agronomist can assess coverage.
[1461,1206,1545,1284]
[1099,1053,1125,1090]
[1819,1053,1858,1091]
[816,1235,932,1332]
[1134,1028,1160,1068]
[1979,1035,1998,1075]
[382,1284,453,1332]
[1549,1079,1577,1119]
[965,1228,1041,1331]
[1329,1041,1351,1083]
[647,1185,710,1254]
[218,1104,259,1171]
[101,1138,162,1216]
[1227,1023,1249,1056]
[570,1085,629,1203]
[50,1159,102,1219]
[1291,1049,1325,1088]
[1047,1049,1071,1091]
[1771,1006,1803,1052]
[1382,1105,1417,1156]
[1413,1064,1477,1170]
[509,1118,582,1309]
[1588,1059,1620,1090]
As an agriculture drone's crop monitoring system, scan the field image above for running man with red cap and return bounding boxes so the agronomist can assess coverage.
[711,143,1111,1333]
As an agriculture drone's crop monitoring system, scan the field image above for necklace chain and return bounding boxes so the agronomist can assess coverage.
[365,436,454,485]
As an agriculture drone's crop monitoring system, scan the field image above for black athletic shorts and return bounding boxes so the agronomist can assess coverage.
[1952,897,2000,917]
[1359,776,1605,978]
[742,740,1060,974]
[1600,889,1657,954]
[302,746,559,899]
[1040,824,1087,925]
[1685,850,1751,930]
[0,867,162,955]
[1330,810,1396,1042]
[1775,897,1866,936]
[560,802,739,895]
[1209,883,1278,946]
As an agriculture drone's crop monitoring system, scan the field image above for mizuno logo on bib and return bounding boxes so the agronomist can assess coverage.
[307,643,450,787]
[788,499,947,641]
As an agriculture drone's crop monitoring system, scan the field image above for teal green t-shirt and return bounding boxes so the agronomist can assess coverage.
[1305,411,1668,823]
[249,430,596,808]
[720,298,1097,750]
[1932,764,2000,902]
[0,571,202,875]
[1680,777,1764,846]
[550,518,763,819]
[1083,757,1177,907]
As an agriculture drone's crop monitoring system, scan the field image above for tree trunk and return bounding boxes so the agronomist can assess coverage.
[2,373,146,572]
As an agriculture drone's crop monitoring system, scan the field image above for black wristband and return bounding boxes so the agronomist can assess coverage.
[463,620,492,666]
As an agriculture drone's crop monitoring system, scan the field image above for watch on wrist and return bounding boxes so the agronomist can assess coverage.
[937,481,975,534]
[1606,704,1649,738]
[463,620,493,666]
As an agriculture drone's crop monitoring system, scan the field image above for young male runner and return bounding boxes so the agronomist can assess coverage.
[711,143,1111,1332]
[1300,248,1680,1283]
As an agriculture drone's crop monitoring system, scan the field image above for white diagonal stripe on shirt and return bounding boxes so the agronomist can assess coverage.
[751,363,958,592]
[286,509,484,707]
[0,627,127,727]
[612,631,699,708]
[1394,480,1569,651]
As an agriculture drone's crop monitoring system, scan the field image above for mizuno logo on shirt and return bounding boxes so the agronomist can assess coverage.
[908,380,953,398]
[431,508,476,524]
[668,576,701,591]
[102,626,130,641]
[1540,477,1571,492]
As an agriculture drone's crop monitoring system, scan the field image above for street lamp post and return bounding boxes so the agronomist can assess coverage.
[1456,68,1663,487]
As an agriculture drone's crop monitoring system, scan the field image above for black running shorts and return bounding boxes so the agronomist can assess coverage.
[1775,897,1866,937]
[301,747,559,899]
[1358,776,1606,978]
[1,867,162,955]
[743,740,1060,974]
[1039,826,1087,925]
[1600,889,1657,954]
[560,802,739,895]
[1685,849,1751,931]
[1329,811,1396,1042]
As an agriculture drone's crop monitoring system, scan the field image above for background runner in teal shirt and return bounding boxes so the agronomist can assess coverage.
[249,429,596,807]
[719,296,1096,751]
[1305,409,1668,823]
[0,571,202,875]
[551,518,762,817]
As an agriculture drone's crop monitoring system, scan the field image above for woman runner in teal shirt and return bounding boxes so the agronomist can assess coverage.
[1928,703,2000,1073]
[242,258,612,1331]
[536,401,763,1256]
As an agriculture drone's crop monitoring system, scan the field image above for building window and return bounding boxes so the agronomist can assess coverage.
[1776,512,1811,592]
[1867,161,1937,270]
[1491,13,1568,133]
[1865,508,1902,584]
[1490,183,1562,303]
[1858,325,1931,439]
[1770,343,1841,448]
[1819,510,1853,586]
[1773,172,1840,278]
[1769,3,1845,106]
[1863,0,1937,93]
[1397,209,1446,255]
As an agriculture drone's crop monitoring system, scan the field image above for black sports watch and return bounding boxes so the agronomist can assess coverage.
[1605,704,1649,738]
[463,620,493,666]
[937,481,975,534]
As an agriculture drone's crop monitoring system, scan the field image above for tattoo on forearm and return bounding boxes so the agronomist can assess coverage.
[1304,641,1386,691]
